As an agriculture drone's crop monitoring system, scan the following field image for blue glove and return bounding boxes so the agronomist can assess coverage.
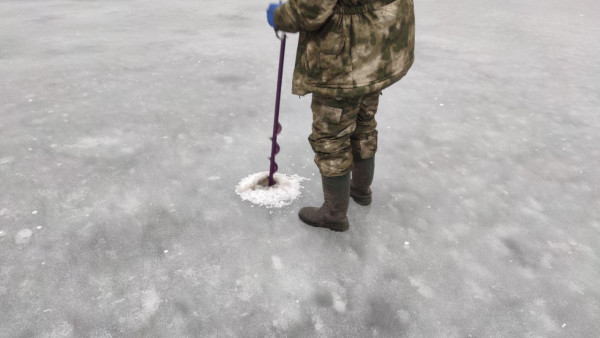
[267,3,281,29]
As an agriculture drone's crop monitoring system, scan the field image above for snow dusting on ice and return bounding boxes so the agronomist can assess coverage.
[14,229,33,244]
[271,255,283,270]
[235,171,307,208]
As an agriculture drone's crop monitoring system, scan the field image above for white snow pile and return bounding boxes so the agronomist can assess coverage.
[235,171,307,208]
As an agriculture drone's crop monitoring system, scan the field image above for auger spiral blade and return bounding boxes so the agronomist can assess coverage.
[270,161,278,173]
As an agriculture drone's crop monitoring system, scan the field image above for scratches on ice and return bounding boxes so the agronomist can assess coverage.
[65,136,121,149]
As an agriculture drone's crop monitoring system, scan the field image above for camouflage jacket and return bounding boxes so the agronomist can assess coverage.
[274,0,415,98]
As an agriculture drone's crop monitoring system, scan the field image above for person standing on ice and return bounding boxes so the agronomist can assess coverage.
[267,0,415,231]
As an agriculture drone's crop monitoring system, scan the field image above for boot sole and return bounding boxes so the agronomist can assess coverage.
[298,214,349,232]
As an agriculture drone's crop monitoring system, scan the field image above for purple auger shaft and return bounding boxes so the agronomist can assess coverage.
[268,31,286,186]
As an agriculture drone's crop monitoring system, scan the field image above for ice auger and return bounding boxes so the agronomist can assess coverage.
[266,13,286,187]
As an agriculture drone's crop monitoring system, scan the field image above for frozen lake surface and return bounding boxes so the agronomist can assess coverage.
[1,0,599,336]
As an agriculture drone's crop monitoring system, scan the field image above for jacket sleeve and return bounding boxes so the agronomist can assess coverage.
[274,0,338,33]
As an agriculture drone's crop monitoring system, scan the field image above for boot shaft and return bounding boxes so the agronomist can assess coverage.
[351,156,374,205]
[322,173,351,216]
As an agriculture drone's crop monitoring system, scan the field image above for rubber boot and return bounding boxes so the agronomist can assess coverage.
[350,156,374,206]
[298,173,350,232]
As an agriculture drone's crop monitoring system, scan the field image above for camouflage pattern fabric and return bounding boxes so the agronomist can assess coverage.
[309,92,380,177]
[274,0,415,98]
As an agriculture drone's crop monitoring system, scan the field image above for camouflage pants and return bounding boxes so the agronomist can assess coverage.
[308,91,380,177]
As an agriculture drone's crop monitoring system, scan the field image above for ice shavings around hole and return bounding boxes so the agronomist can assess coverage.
[235,172,307,208]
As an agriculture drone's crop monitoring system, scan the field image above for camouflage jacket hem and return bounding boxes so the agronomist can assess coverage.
[275,0,416,99]
[291,59,414,98]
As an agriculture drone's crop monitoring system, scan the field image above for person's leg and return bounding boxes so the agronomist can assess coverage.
[350,91,381,205]
[308,95,359,177]
[299,94,359,231]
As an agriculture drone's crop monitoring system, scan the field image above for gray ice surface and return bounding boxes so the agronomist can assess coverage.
[1,0,599,337]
